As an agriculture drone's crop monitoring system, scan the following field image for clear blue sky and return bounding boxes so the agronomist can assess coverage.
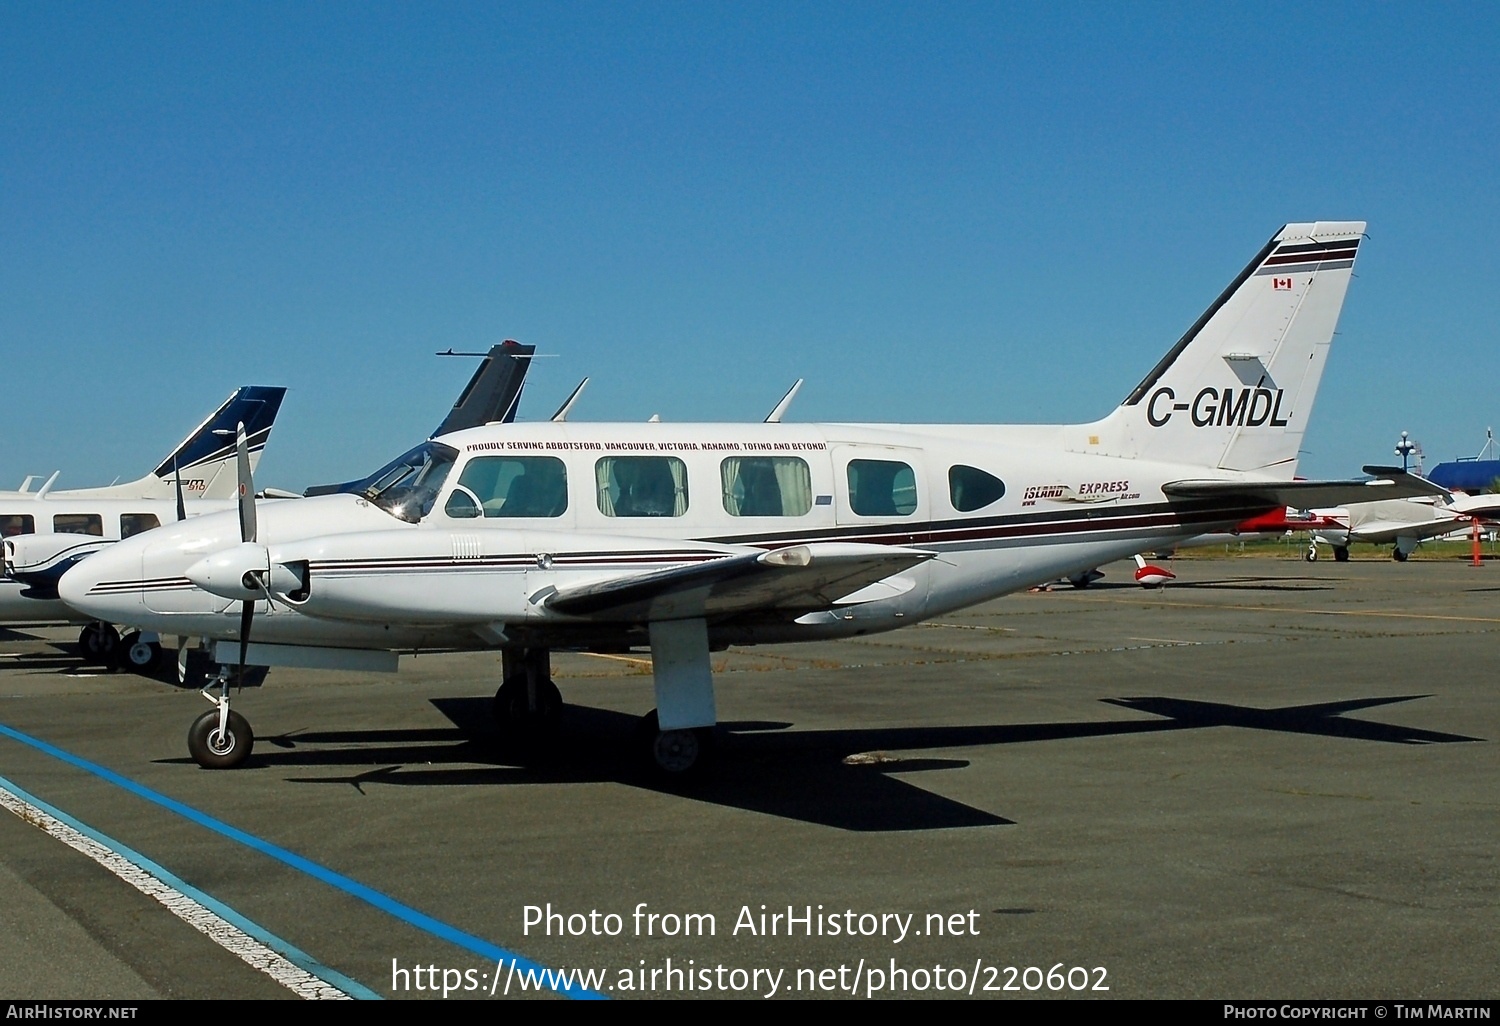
[4,3,1498,490]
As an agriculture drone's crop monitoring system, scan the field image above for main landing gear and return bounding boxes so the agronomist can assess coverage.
[1333,545,1350,563]
[76,622,163,673]
[77,621,119,664]
[119,631,163,672]
[493,637,718,778]
[636,710,714,777]
[186,668,254,769]
[492,647,563,745]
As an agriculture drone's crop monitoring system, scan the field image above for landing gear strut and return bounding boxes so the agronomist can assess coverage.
[493,648,563,746]
[187,670,254,769]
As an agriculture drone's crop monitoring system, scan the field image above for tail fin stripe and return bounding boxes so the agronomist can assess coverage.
[1254,259,1354,275]
[1271,239,1362,256]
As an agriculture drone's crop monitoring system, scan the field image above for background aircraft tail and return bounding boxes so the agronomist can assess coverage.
[432,339,536,436]
[1087,221,1364,475]
[81,386,288,500]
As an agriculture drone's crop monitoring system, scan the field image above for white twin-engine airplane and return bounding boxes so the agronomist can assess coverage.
[59,221,1445,775]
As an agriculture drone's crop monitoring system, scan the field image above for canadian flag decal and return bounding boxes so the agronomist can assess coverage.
[1272,277,1293,290]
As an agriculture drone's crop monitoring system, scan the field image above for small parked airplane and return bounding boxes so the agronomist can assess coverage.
[1306,492,1500,561]
[0,385,287,665]
[58,221,1446,774]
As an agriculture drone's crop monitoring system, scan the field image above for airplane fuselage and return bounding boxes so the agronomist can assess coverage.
[61,420,1271,653]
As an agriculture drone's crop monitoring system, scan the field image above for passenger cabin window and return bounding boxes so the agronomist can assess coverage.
[847,459,917,516]
[721,457,812,517]
[120,513,161,538]
[53,514,103,536]
[596,456,688,517]
[0,515,34,537]
[445,456,568,518]
[949,465,1006,512]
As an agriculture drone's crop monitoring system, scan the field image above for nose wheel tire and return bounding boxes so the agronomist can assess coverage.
[187,709,254,769]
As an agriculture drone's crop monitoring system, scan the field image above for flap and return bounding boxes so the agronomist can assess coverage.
[544,542,935,621]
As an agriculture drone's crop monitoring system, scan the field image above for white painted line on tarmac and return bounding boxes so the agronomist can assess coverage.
[0,774,373,1000]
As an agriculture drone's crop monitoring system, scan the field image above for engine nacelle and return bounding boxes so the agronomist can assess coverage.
[186,542,272,601]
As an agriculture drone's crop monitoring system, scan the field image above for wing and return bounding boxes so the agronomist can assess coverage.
[544,542,935,621]
[1347,519,1457,544]
[1164,467,1448,510]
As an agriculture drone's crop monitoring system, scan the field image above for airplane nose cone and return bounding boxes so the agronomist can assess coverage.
[57,549,115,616]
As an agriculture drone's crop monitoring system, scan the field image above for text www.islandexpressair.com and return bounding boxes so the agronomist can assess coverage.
[390,958,1109,998]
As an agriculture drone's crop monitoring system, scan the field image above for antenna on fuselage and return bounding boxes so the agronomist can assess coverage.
[765,379,804,423]
[550,378,590,422]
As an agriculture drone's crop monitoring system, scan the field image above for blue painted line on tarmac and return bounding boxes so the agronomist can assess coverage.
[0,721,606,1000]
[0,771,380,999]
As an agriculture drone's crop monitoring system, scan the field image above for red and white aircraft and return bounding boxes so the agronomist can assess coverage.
[58,221,1443,775]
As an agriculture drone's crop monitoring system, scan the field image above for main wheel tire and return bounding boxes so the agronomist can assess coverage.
[637,710,714,778]
[492,676,563,738]
[78,623,120,664]
[1392,548,1408,562]
[120,632,163,673]
[187,709,254,769]
[1333,546,1350,563]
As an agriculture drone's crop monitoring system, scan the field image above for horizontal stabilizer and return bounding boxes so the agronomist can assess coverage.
[1163,470,1448,511]
[545,542,935,621]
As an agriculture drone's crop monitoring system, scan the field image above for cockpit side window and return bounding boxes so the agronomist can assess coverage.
[445,456,568,518]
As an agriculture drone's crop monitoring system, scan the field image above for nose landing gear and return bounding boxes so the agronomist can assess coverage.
[187,671,254,769]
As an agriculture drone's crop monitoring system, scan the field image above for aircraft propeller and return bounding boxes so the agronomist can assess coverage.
[233,422,273,687]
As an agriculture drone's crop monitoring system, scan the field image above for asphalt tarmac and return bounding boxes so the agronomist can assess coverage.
[1,554,1496,1000]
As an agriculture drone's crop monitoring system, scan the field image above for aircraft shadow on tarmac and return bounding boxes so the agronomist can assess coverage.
[152,693,1483,833]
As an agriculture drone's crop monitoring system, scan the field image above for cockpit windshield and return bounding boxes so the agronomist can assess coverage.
[362,441,459,523]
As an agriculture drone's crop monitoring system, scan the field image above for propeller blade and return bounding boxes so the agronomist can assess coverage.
[173,457,186,522]
[236,422,257,544]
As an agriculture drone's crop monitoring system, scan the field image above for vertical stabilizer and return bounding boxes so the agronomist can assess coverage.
[56,386,287,500]
[1090,222,1364,476]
